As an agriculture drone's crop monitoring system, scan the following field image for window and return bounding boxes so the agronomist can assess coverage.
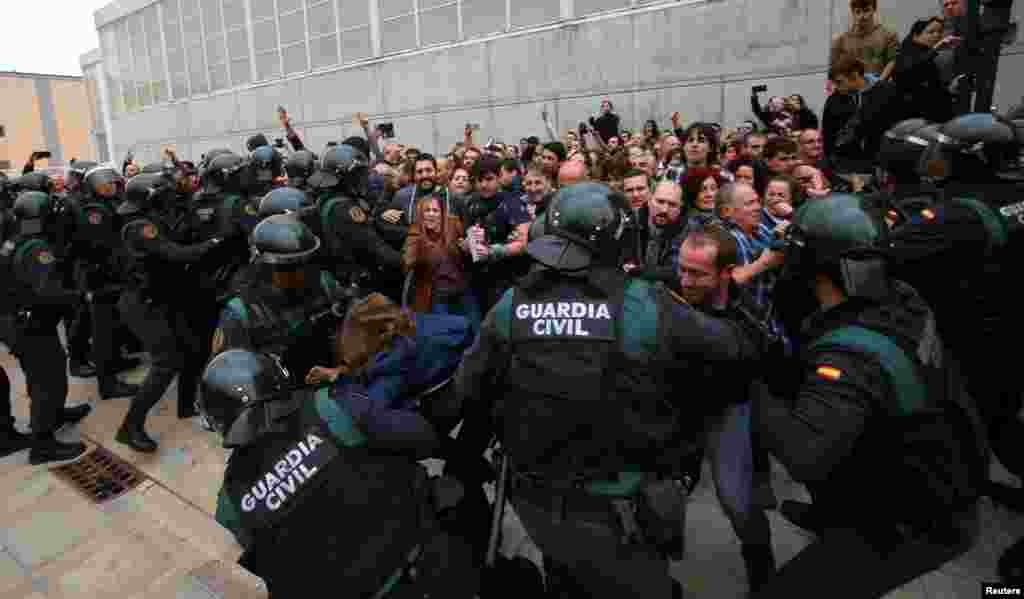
[204,0,229,91]
[164,0,189,99]
[461,0,507,40]
[338,0,371,63]
[574,0,630,17]
[307,0,339,69]
[225,0,252,85]
[511,0,560,29]
[279,0,309,75]
[419,1,457,47]
[0,126,5,138]
[144,5,167,104]
[182,0,209,94]
[251,0,280,81]
[100,26,124,114]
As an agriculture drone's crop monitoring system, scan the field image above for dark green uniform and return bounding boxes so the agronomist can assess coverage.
[318,191,402,293]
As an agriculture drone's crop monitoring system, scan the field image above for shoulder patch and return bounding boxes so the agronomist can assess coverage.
[36,250,55,265]
[349,206,367,224]
[142,223,158,240]
[815,365,842,381]
[920,208,936,221]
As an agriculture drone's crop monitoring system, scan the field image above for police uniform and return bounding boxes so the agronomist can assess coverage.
[116,174,223,452]
[204,350,479,599]
[755,194,985,597]
[454,183,766,599]
[0,192,90,463]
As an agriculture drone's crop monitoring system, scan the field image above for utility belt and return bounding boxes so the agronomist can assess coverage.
[507,466,689,559]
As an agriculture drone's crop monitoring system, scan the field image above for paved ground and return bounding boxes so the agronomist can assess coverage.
[0,350,1021,598]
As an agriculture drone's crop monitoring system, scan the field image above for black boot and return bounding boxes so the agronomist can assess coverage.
[69,359,97,378]
[58,404,92,429]
[740,543,776,594]
[779,500,823,536]
[28,432,87,465]
[115,421,158,453]
[99,378,140,400]
[0,427,33,459]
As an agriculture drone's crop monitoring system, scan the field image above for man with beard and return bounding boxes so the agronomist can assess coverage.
[377,154,452,254]
[622,181,686,292]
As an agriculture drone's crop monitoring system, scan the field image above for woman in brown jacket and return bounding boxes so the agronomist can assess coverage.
[402,194,481,336]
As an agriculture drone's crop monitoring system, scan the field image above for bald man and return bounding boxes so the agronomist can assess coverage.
[622,180,686,291]
[557,159,588,188]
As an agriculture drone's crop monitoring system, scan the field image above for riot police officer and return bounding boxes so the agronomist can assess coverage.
[0,192,92,464]
[62,165,141,398]
[309,144,402,293]
[452,183,769,598]
[244,144,285,200]
[755,193,986,596]
[202,348,480,598]
[284,149,318,194]
[213,214,353,387]
[115,173,225,452]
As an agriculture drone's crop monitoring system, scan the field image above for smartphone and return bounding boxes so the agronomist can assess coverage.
[34,151,52,160]
[377,122,395,138]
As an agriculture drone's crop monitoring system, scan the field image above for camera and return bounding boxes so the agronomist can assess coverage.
[752,85,768,94]
[376,123,395,139]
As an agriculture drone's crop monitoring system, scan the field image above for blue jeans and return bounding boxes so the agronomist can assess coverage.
[431,291,481,341]
[707,400,773,546]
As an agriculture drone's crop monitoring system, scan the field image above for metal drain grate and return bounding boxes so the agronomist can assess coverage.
[50,447,146,504]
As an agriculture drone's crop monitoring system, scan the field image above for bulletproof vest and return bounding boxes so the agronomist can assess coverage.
[0,236,47,313]
[188,191,253,300]
[221,389,429,595]
[806,302,987,532]
[498,270,629,474]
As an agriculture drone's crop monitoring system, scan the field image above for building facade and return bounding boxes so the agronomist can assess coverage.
[0,71,97,175]
[85,0,1024,166]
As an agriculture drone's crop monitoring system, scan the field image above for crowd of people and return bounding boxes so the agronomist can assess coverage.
[0,0,1023,596]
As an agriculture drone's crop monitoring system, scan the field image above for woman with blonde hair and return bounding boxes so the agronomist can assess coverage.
[402,194,481,334]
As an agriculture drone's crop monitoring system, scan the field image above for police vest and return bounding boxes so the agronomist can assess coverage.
[499,272,627,475]
[319,194,361,265]
[0,236,48,313]
[807,319,986,528]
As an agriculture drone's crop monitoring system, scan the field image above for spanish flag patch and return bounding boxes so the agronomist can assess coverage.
[816,366,842,381]
[921,208,936,221]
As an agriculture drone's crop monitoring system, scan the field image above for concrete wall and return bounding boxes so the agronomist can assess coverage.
[106,0,1024,164]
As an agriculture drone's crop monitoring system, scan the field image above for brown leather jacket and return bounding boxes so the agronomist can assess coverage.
[402,215,466,312]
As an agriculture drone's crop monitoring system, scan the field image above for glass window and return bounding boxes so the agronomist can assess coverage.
[206,36,226,65]
[340,26,372,62]
[152,80,167,104]
[282,43,309,75]
[511,0,561,28]
[252,0,275,20]
[188,49,209,94]
[380,0,413,20]
[172,72,188,99]
[462,0,506,39]
[163,0,179,23]
[381,14,415,54]
[222,0,246,28]
[138,82,152,107]
[228,28,249,59]
[231,58,252,85]
[165,21,182,50]
[255,51,281,80]
[337,0,369,27]
[210,62,230,90]
[253,19,278,52]
[279,11,306,45]
[123,78,137,111]
[420,4,457,46]
[278,0,302,12]
[167,46,186,74]
[144,6,161,47]
[421,0,451,8]
[202,0,224,37]
[307,2,337,38]
[574,0,629,17]
[310,34,339,69]
[182,15,203,46]
[180,0,199,18]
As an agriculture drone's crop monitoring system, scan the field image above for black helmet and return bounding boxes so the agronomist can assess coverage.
[0,172,12,210]
[198,349,293,448]
[201,152,247,195]
[250,213,321,266]
[258,186,313,218]
[141,161,174,176]
[82,165,126,201]
[247,145,284,185]
[879,119,935,183]
[309,144,369,192]
[284,150,318,188]
[246,134,271,152]
[120,173,173,215]
[66,160,98,192]
[12,191,54,237]
[921,113,1021,183]
[526,182,626,271]
[13,171,52,194]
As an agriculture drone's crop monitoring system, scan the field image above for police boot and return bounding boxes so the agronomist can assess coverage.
[69,358,97,378]
[740,543,776,594]
[778,500,822,536]
[115,421,157,453]
[0,424,32,459]
[99,377,140,400]
[57,404,92,430]
[999,537,1024,584]
[28,432,87,465]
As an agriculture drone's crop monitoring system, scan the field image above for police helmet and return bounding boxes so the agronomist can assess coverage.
[284,150,318,188]
[246,134,271,152]
[12,171,52,194]
[13,191,54,222]
[879,119,935,183]
[198,349,293,448]
[526,182,626,271]
[250,213,320,266]
[258,186,313,218]
[308,144,369,191]
[140,161,175,177]
[82,166,126,201]
[920,113,1021,183]
[247,145,283,184]
[201,152,247,195]
[66,160,98,191]
[120,173,173,216]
